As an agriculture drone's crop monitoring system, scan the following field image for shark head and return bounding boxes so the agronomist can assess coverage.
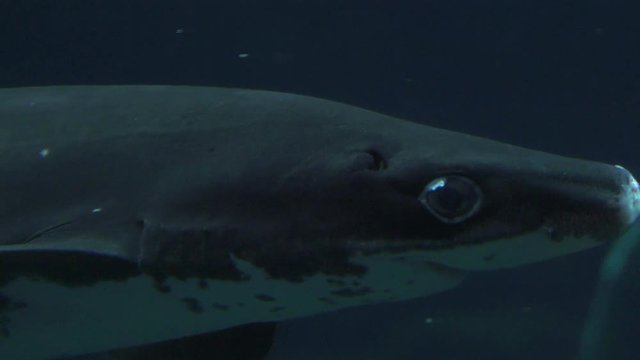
[145,109,640,281]
[330,130,640,271]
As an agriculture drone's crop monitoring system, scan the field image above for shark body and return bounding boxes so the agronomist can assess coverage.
[0,86,638,359]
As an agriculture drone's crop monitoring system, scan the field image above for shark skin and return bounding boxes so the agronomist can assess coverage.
[0,86,638,360]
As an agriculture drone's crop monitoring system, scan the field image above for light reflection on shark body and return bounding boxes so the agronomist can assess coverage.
[0,86,638,359]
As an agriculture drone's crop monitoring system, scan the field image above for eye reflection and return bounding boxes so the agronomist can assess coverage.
[418,175,483,224]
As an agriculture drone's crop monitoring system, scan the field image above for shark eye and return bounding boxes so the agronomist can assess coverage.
[418,176,483,224]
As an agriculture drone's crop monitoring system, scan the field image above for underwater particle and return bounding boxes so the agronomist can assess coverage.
[425,317,433,324]
[175,28,184,34]
[91,208,102,213]
[238,53,249,59]
[38,148,50,158]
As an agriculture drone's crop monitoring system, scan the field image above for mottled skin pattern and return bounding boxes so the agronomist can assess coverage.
[0,86,637,359]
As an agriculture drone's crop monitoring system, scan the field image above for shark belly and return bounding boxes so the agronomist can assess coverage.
[0,252,462,359]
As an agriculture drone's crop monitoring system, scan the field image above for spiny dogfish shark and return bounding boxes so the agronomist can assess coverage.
[0,86,638,360]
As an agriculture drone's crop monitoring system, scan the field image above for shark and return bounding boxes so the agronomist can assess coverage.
[0,85,638,360]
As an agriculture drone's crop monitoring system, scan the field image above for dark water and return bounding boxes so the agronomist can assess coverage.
[1,1,639,359]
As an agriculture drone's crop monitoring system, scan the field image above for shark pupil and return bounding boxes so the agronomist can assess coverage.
[419,176,483,223]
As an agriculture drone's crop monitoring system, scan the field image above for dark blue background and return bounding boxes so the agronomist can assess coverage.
[2,0,638,169]
[1,1,638,359]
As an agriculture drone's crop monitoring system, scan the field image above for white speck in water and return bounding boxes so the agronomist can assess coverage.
[424,317,433,324]
[91,208,103,213]
[176,28,184,34]
[39,148,50,158]
[238,53,249,59]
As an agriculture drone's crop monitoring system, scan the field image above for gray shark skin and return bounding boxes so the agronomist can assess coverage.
[0,86,638,360]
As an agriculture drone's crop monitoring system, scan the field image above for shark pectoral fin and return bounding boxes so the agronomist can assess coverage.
[0,219,143,286]
[107,322,276,360]
[1,212,142,258]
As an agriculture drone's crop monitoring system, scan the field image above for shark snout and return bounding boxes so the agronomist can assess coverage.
[615,165,640,226]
